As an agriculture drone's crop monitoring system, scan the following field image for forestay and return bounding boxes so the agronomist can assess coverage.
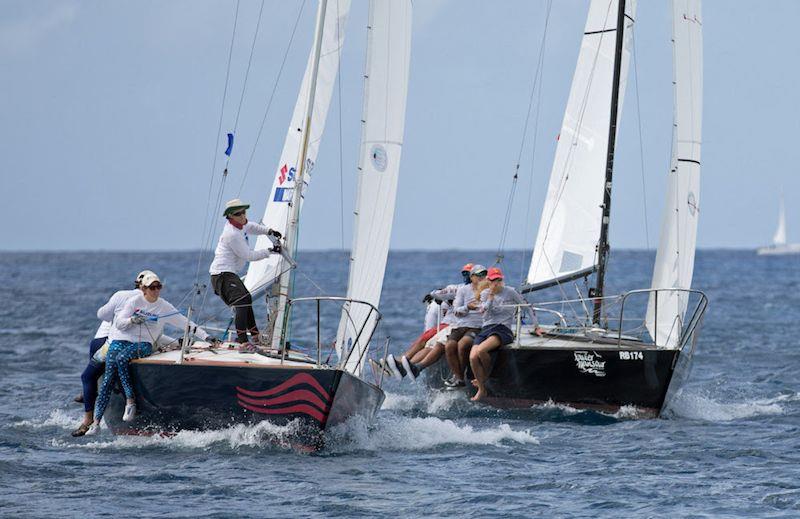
[526,0,636,290]
[646,0,703,348]
[336,0,412,375]
[244,0,352,294]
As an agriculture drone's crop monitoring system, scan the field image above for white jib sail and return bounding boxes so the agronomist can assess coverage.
[526,0,636,289]
[244,0,352,294]
[335,0,412,375]
[646,0,703,348]
[773,196,787,246]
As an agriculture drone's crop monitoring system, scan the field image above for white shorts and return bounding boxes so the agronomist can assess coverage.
[424,326,451,349]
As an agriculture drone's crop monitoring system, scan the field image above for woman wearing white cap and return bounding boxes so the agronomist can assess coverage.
[209,199,282,346]
[86,273,212,435]
[71,269,154,436]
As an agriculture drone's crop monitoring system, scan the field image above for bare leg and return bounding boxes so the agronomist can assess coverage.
[410,348,428,364]
[444,339,460,378]
[403,338,427,359]
[417,343,445,369]
[469,336,502,401]
[455,335,475,381]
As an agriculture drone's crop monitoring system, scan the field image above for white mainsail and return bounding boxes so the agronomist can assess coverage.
[646,0,703,348]
[336,0,413,375]
[773,196,787,246]
[244,0,352,294]
[526,0,636,290]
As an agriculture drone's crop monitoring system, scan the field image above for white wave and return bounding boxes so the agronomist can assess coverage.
[381,392,416,411]
[52,420,304,451]
[326,415,538,452]
[666,391,787,421]
[12,409,79,430]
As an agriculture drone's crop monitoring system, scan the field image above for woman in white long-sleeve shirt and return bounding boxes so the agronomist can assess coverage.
[209,199,281,346]
[86,273,212,435]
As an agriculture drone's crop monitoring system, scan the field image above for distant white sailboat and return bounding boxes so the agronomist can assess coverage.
[757,196,800,255]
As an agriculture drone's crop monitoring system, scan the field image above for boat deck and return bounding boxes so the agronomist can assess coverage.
[134,341,328,369]
[514,325,675,351]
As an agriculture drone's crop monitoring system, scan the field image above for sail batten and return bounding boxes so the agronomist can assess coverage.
[526,0,637,291]
[646,0,703,348]
[335,0,413,375]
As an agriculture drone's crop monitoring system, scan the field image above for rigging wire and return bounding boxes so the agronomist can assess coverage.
[335,0,346,252]
[519,0,553,282]
[193,0,242,288]
[494,0,554,266]
[631,27,651,249]
[237,0,308,196]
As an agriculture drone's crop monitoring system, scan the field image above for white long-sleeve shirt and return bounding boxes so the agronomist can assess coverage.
[452,284,483,329]
[94,288,140,338]
[424,301,441,330]
[209,220,275,275]
[109,293,210,344]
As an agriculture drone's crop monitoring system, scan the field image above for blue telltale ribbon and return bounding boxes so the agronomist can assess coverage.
[225,133,234,157]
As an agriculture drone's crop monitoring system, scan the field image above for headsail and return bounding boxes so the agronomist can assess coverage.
[525,0,636,291]
[335,0,413,375]
[773,196,787,246]
[646,0,703,348]
[244,0,352,295]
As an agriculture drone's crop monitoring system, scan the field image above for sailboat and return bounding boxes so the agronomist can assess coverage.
[757,196,800,255]
[430,0,708,417]
[103,0,412,445]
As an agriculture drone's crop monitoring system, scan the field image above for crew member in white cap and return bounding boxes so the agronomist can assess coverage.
[208,199,281,346]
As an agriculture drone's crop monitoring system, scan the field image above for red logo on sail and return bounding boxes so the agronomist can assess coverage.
[278,164,288,185]
[236,373,332,424]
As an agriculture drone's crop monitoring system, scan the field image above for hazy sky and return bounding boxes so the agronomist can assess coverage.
[2,1,798,251]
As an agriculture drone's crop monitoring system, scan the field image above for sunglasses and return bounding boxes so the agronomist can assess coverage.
[473,272,487,277]
[231,210,246,216]
[146,284,163,290]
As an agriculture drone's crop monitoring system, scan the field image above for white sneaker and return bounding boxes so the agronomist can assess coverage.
[401,356,417,382]
[85,422,101,436]
[122,403,137,422]
[385,354,403,381]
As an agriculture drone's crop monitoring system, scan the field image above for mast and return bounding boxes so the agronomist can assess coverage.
[271,0,329,350]
[591,0,627,325]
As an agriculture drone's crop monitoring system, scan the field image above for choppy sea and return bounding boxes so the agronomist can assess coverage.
[1,250,798,517]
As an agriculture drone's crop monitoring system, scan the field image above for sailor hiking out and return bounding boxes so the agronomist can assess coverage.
[209,199,282,347]
[86,273,212,435]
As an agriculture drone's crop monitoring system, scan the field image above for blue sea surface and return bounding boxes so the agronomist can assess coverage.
[0,250,798,517]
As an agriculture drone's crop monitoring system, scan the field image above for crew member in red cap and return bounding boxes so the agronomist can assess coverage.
[469,267,541,401]
[383,263,473,380]
[209,199,282,347]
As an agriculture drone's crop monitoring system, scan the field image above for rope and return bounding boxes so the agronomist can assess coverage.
[631,27,650,249]
[237,0,308,196]
[495,1,554,265]
[519,0,553,282]
[193,0,242,289]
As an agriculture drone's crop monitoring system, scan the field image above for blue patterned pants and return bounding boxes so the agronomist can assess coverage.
[93,340,152,421]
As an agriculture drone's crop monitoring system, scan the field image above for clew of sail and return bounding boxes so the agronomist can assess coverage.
[646,0,703,348]
[525,0,636,291]
[335,0,412,375]
[244,0,352,295]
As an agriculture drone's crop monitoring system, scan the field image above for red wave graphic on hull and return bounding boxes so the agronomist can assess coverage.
[236,373,333,424]
[236,373,331,400]
[237,389,331,413]
[238,401,328,424]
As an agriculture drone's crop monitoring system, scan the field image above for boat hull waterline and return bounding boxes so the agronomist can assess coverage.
[104,360,384,448]
[427,338,695,417]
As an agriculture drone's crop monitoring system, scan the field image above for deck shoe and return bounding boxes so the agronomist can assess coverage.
[122,403,137,422]
[73,393,84,404]
[85,423,100,436]
[385,354,403,381]
[443,375,458,387]
[71,423,91,437]
[401,356,418,381]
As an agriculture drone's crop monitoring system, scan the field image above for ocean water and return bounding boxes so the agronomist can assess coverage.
[1,250,798,517]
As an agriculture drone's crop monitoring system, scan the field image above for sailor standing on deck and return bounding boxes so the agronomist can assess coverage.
[209,199,282,347]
